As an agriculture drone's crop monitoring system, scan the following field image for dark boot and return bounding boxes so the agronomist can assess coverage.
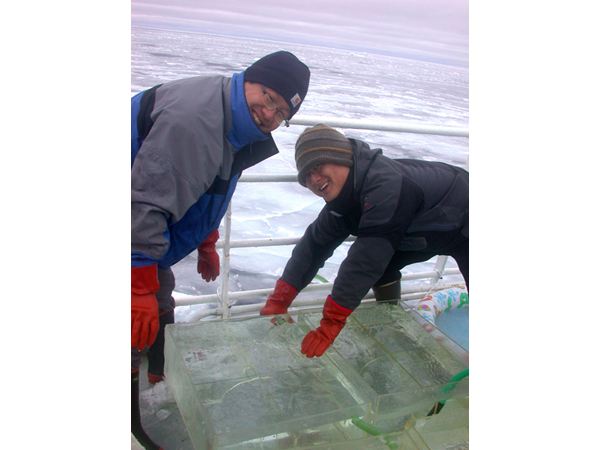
[147,310,174,384]
[372,280,400,305]
[132,371,164,450]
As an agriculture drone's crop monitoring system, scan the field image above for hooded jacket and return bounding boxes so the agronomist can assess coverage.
[131,73,279,270]
[280,139,469,310]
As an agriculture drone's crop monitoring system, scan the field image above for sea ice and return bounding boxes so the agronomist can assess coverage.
[165,303,468,449]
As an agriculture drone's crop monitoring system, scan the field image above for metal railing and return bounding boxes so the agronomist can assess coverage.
[175,116,468,322]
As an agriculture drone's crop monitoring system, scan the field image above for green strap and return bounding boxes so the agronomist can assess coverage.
[351,368,469,443]
[439,368,469,405]
[350,415,399,450]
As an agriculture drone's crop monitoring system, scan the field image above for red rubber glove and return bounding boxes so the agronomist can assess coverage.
[197,230,220,282]
[131,265,160,351]
[259,280,298,323]
[301,296,353,358]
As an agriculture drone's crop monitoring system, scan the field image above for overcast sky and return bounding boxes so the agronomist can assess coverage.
[131,0,469,67]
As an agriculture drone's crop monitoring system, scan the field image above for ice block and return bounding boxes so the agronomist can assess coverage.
[165,303,468,449]
[399,408,469,449]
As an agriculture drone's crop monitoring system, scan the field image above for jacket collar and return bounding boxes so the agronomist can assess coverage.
[348,139,382,193]
[325,139,386,217]
[227,71,269,151]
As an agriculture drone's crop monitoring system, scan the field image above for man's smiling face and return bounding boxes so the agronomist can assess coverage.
[243,82,290,134]
[305,163,350,202]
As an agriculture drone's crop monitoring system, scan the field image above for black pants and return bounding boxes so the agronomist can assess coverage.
[373,241,469,291]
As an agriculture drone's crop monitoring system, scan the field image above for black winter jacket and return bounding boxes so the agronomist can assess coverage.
[280,139,468,310]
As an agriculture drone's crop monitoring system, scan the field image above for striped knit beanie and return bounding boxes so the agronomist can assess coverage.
[295,124,354,186]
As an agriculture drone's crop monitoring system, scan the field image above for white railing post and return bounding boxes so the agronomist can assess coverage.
[218,202,233,319]
[428,255,449,287]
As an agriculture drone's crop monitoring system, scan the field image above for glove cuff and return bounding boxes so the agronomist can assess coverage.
[325,295,353,315]
[198,229,220,252]
[322,295,353,327]
[131,264,160,295]
[274,279,298,302]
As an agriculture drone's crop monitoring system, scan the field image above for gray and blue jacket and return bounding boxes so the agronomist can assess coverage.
[280,139,469,310]
[131,73,279,269]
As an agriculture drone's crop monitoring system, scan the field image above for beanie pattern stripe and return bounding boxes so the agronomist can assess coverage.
[295,147,354,163]
[294,124,354,186]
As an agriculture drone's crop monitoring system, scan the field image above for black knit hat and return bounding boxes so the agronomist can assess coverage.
[244,51,310,119]
[295,124,354,186]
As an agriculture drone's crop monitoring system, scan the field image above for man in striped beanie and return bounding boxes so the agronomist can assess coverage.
[261,124,469,359]
[294,124,354,202]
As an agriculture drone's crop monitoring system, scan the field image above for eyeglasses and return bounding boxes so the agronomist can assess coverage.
[307,163,323,178]
[260,84,290,127]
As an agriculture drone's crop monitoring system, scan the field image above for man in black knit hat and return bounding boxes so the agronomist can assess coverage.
[260,124,468,359]
[131,51,310,449]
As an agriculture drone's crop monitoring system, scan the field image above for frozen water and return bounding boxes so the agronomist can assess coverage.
[165,315,373,449]
[401,409,468,449]
[165,303,468,449]
[156,409,171,421]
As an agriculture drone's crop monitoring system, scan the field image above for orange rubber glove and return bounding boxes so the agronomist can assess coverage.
[131,265,160,351]
[301,296,353,358]
[259,280,298,323]
[197,230,220,282]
